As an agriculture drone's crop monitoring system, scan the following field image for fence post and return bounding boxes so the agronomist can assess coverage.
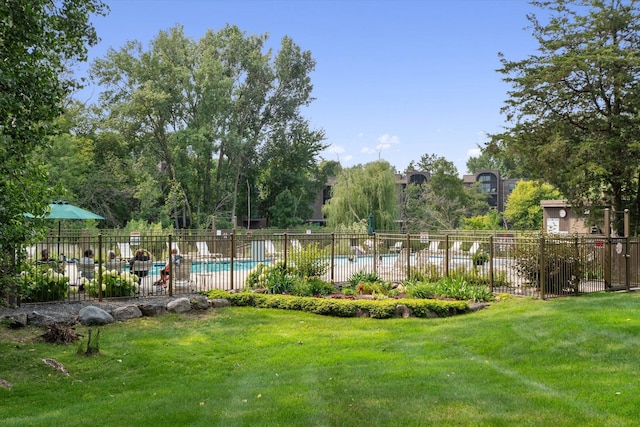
[98,233,103,302]
[284,233,288,268]
[604,208,611,290]
[330,233,335,284]
[230,232,235,290]
[405,234,411,279]
[539,237,545,300]
[445,235,450,277]
[489,235,494,292]
[168,234,173,297]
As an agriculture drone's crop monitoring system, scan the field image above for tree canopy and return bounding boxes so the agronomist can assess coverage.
[489,0,640,233]
[0,0,106,251]
[322,161,399,231]
[504,180,562,230]
[90,25,325,228]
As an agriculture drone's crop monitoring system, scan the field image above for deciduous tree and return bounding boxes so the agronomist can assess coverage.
[490,0,640,233]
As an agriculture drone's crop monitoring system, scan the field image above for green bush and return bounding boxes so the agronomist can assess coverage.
[84,268,139,298]
[204,291,470,319]
[289,242,329,278]
[471,251,489,266]
[512,240,582,294]
[19,262,70,302]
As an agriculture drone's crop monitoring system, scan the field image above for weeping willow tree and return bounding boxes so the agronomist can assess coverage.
[322,161,399,231]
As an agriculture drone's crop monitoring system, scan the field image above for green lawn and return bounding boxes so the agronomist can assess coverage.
[1,293,640,426]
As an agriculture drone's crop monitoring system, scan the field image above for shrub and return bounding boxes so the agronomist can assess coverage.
[86,269,139,298]
[19,263,70,302]
[289,242,329,278]
[471,251,489,266]
[512,239,582,294]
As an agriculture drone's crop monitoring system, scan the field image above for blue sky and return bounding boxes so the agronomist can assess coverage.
[80,0,541,176]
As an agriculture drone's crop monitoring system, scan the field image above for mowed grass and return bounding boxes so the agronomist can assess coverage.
[1,292,640,426]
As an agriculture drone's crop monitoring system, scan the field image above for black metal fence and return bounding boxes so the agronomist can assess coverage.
[13,229,640,305]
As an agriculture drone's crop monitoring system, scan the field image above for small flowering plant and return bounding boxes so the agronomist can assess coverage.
[85,268,139,297]
[19,263,70,302]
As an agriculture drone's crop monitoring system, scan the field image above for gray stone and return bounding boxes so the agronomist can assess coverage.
[167,297,191,313]
[190,295,209,310]
[210,298,231,308]
[78,306,114,326]
[138,303,167,317]
[112,305,143,321]
[2,313,28,328]
[27,311,57,327]
[394,304,411,318]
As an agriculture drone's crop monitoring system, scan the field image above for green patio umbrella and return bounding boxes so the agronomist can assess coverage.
[45,201,105,220]
[25,201,104,259]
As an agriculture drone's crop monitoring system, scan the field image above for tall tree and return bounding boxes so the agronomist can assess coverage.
[403,154,489,231]
[489,0,640,233]
[91,25,324,229]
[0,0,106,270]
[504,180,562,230]
[323,161,399,231]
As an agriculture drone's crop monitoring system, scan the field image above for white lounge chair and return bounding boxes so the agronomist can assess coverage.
[196,241,221,258]
[265,240,282,258]
[389,241,403,253]
[468,242,481,255]
[118,243,133,260]
[171,258,194,291]
[427,240,440,253]
[290,240,302,251]
[449,241,463,253]
[77,260,96,280]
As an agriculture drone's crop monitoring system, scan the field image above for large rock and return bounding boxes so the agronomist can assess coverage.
[394,304,411,318]
[138,303,167,317]
[28,311,58,327]
[79,306,114,326]
[2,313,28,328]
[112,305,143,321]
[190,295,209,310]
[167,297,191,313]
[210,298,231,308]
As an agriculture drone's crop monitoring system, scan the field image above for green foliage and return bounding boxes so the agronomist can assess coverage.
[289,242,329,278]
[204,290,469,319]
[461,210,503,230]
[346,270,391,295]
[85,269,140,298]
[292,278,335,297]
[504,181,562,230]
[245,261,297,294]
[512,239,582,294]
[19,263,70,302]
[0,0,106,298]
[493,0,640,233]
[471,251,489,266]
[405,276,494,303]
[323,161,399,230]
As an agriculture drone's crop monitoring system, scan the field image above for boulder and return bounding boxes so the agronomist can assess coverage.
[190,295,209,310]
[79,306,114,326]
[28,311,58,327]
[394,304,411,318]
[167,297,191,313]
[2,313,28,328]
[112,305,143,321]
[210,298,231,308]
[138,303,167,317]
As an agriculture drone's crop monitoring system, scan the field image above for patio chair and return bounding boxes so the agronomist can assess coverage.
[77,260,96,280]
[468,242,481,255]
[427,240,440,253]
[290,239,303,251]
[265,240,282,258]
[171,258,193,291]
[389,241,403,253]
[196,241,222,258]
[132,259,153,294]
[449,241,463,254]
[104,259,126,273]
